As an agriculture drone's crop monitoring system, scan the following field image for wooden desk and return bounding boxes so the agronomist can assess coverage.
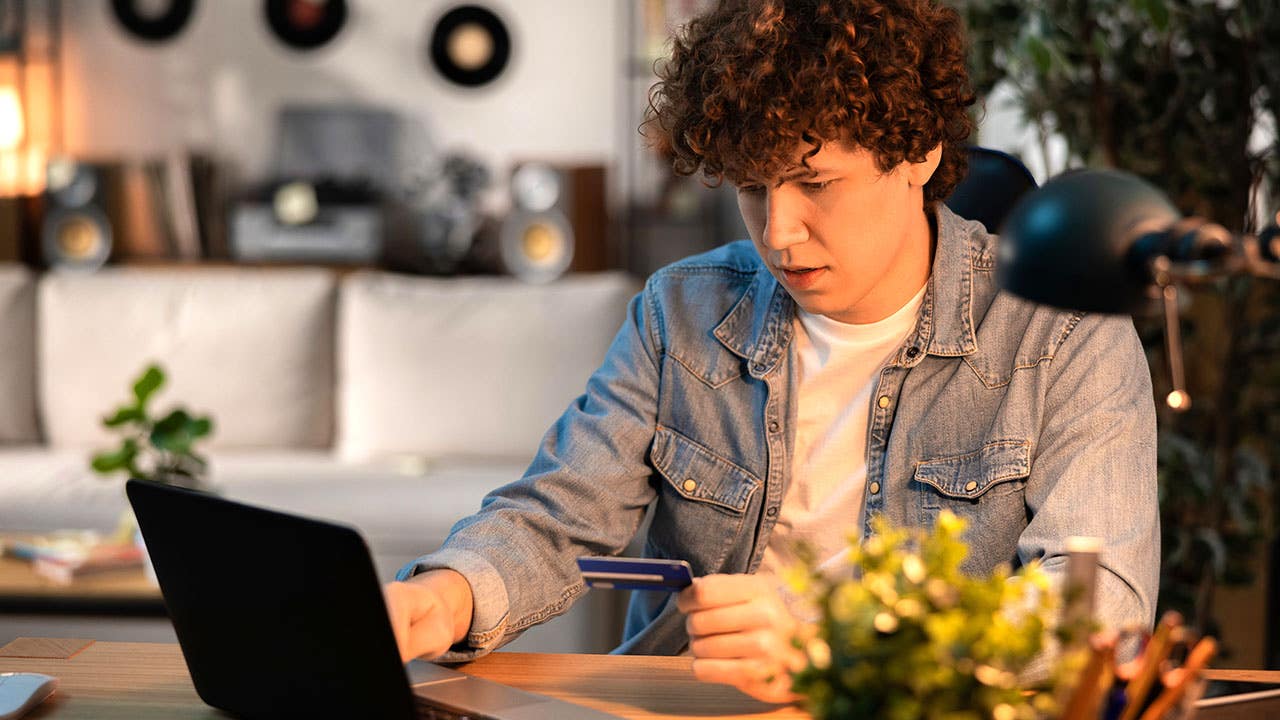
[3,638,1277,719]
[0,640,807,719]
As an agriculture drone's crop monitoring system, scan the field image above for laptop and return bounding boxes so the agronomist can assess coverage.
[126,478,620,720]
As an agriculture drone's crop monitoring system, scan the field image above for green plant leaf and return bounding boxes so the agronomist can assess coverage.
[151,408,194,453]
[189,416,214,439]
[1146,0,1170,32]
[102,405,145,428]
[1023,35,1052,74]
[133,364,165,408]
[90,438,139,475]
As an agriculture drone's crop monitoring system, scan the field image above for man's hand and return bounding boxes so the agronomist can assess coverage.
[383,569,474,663]
[677,573,808,704]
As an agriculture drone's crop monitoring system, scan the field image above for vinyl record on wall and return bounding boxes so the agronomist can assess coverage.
[265,0,347,51]
[428,5,511,88]
[111,0,196,43]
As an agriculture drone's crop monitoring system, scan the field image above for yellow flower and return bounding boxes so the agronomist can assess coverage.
[873,611,900,634]
[806,638,832,670]
[902,553,926,584]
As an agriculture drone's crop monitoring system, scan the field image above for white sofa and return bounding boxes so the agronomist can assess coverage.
[0,263,640,653]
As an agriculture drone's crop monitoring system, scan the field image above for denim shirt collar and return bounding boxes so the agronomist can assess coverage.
[712,204,980,372]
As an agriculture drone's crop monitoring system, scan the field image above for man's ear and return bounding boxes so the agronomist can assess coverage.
[906,144,944,187]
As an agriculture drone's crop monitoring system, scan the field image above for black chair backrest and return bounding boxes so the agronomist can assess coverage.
[944,146,1038,235]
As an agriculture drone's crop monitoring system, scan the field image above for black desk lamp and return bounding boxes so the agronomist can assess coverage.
[996,169,1280,411]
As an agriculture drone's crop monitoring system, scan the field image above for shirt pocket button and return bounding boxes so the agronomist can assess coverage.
[964,480,978,492]
[682,479,698,493]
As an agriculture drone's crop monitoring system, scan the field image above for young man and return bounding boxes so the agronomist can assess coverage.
[384,0,1159,704]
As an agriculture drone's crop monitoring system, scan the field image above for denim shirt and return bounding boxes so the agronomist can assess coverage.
[399,205,1159,660]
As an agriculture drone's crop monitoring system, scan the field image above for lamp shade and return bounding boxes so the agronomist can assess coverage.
[0,86,23,151]
[996,170,1181,314]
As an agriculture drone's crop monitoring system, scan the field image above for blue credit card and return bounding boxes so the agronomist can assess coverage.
[576,556,694,592]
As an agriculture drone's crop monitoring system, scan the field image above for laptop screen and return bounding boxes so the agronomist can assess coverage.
[127,479,418,719]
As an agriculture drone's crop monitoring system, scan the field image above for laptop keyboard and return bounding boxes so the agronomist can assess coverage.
[414,697,499,720]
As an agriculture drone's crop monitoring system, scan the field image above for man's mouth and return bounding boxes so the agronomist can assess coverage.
[779,266,826,288]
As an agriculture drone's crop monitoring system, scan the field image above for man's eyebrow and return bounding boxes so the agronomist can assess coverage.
[776,166,827,182]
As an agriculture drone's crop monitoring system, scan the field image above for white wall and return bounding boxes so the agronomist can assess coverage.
[59,0,621,207]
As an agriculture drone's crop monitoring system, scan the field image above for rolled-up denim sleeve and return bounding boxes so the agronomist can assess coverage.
[1019,312,1160,637]
[398,282,664,660]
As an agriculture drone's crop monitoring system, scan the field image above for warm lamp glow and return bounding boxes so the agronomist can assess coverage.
[0,86,23,151]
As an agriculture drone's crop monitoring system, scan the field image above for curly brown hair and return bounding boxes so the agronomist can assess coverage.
[644,0,977,206]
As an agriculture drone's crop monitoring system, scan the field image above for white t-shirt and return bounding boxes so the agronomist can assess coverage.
[759,282,927,601]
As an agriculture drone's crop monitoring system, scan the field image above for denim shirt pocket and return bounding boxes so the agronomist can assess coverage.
[646,425,762,572]
[914,439,1031,504]
[913,439,1031,574]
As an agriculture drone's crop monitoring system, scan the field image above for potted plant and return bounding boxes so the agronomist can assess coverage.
[90,363,215,580]
[786,511,1082,719]
[90,363,215,490]
[951,0,1280,652]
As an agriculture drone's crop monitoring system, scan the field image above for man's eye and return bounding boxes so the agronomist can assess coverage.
[737,184,765,195]
[800,180,833,192]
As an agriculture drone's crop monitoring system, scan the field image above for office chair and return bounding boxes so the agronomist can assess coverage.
[944,146,1038,235]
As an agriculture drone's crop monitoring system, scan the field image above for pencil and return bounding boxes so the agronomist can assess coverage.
[1136,636,1216,720]
[1118,610,1181,720]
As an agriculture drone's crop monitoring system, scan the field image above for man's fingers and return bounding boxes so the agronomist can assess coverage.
[405,615,455,662]
[688,629,783,659]
[685,598,788,638]
[691,657,776,685]
[676,573,771,612]
[383,580,453,662]
[691,658,801,704]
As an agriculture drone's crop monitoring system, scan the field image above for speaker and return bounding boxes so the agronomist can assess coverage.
[41,159,114,272]
[501,162,608,276]
[460,162,579,282]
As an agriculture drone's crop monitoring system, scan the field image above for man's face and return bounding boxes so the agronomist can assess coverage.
[735,141,940,324]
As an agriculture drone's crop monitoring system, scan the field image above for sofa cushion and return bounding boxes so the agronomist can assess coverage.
[0,448,627,654]
[0,265,38,443]
[0,447,520,565]
[38,268,336,450]
[337,271,638,461]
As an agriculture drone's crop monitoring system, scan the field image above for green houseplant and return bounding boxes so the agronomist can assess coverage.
[90,363,215,490]
[787,511,1077,720]
[951,0,1280,643]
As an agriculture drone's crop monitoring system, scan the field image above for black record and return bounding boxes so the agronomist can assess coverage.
[428,5,512,88]
[265,0,347,51]
[111,0,196,43]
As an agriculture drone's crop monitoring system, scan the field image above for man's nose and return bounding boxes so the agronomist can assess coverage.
[761,191,808,250]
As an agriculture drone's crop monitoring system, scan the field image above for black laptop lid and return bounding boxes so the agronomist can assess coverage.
[126,479,416,719]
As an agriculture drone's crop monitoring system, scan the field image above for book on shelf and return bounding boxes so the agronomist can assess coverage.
[164,151,202,261]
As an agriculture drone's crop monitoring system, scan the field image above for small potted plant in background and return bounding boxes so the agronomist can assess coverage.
[91,363,215,582]
[91,363,215,491]
[18,364,217,585]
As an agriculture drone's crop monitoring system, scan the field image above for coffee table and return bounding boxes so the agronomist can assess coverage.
[0,535,163,615]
